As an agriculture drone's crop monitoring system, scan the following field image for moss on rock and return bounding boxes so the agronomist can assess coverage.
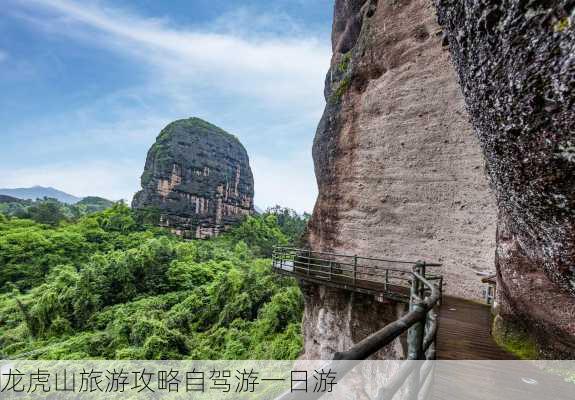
[492,315,539,359]
[338,52,352,73]
[132,117,254,238]
[330,76,351,103]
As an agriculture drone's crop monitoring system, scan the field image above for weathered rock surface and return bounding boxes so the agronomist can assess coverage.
[132,118,254,238]
[303,0,498,359]
[301,281,407,359]
[435,0,575,358]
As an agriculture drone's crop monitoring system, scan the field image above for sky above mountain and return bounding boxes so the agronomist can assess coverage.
[0,0,334,213]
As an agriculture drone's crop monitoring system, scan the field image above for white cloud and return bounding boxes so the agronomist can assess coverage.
[6,0,330,212]
[251,153,318,214]
[14,0,331,107]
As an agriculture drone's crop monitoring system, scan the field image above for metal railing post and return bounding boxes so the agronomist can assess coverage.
[385,269,389,293]
[425,310,437,360]
[407,301,425,360]
[407,261,426,360]
[438,276,443,306]
[269,248,443,369]
[353,255,358,286]
[419,262,427,298]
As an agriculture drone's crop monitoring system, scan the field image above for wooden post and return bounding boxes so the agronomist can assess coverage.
[329,260,332,281]
[307,249,311,275]
[353,255,358,286]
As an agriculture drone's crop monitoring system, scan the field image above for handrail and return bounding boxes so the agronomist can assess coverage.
[332,270,439,360]
[272,247,442,300]
[274,246,442,267]
[272,246,442,400]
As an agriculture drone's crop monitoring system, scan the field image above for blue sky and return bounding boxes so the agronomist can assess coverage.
[0,0,334,213]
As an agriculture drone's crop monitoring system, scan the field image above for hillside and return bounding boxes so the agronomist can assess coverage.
[76,196,115,213]
[298,0,575,360]
[0,204,306,360]
[302,0,496,359]
[0,196,115,225]
[0,195,28,204]
[0,186,82,204]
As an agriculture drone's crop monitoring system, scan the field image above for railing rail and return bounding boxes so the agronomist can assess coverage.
[274,246,442,266]
[272,246,442,302]
[272,246,443,400]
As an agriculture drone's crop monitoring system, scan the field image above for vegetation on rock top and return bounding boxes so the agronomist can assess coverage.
[158,117,241,144]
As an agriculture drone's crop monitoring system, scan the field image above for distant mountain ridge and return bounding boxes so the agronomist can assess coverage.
[0,186,82,204]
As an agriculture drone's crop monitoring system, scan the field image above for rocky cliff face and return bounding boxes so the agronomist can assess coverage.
[301,282,407,359]
[435,0,575,358]
[132,118,254,238]
[303,0,498,359]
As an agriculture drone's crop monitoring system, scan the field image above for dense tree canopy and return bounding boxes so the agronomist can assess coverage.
[263,206,310,245]
[0,205,303,360]
[0,196,115,226]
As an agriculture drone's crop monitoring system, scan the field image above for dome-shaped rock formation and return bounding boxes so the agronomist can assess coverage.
[132,118,254,238]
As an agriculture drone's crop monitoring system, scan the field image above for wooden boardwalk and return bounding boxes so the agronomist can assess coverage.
[276,268,515,360]
[436,296,516,360]
[273,248,514,360]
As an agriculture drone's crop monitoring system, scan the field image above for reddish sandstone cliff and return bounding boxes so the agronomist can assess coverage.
[303,0,497,359]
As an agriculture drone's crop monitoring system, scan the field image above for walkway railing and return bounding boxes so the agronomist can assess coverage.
[272,246,443,400]
[272,247,442,304]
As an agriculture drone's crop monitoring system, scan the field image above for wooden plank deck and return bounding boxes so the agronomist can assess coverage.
[436,296,516,360]
[275,264,515,360]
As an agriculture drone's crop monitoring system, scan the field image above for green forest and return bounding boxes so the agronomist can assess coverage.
[0,196,115,225]
[0,202,308,360]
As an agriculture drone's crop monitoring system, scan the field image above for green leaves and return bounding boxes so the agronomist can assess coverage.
[227,214,289,257]
[0,226,88,290]
[0,205,304,360]
[27,201,67,226]
[262,206,310,245]
[0,197,115,225]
